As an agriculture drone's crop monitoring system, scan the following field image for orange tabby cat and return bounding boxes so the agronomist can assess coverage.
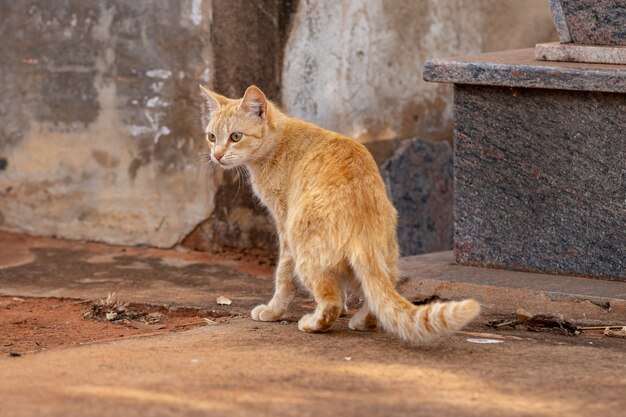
[199,85,480,343]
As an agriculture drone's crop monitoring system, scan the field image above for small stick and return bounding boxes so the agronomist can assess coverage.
[174,320,212,328]
[578,325,625,331]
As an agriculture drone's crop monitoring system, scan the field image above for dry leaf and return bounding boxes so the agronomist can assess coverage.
[604,326,626,338]
[216,296,232,306]
[515,308,533,322]
[145,312,164,324]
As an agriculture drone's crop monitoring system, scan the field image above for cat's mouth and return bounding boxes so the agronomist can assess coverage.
[215,160,236,170]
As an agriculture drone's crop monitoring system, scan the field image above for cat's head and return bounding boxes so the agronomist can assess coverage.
[199,85,276,169]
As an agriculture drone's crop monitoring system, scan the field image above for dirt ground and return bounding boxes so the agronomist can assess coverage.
[2,274,622,360]
[3,294,624,357]
[0,296,223,355]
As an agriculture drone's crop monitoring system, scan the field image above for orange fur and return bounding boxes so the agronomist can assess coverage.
[199,85,480,344]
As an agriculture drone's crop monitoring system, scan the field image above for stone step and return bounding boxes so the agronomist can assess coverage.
[399,251,626,325]
[424,48,626,93]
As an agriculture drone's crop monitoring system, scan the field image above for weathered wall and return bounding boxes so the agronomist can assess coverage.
[283,0,556,145]
[0,0,556,254]
[0,0,295,250]
[0,1,217,247]
[182,0,297,255]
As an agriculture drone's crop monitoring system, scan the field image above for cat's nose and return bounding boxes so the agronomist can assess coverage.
[214,152,224,161]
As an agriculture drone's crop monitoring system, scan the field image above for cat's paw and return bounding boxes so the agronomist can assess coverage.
[298,312,336,333]
[250,304,283,322]
[348,312,378,332]
[297,313,320,332]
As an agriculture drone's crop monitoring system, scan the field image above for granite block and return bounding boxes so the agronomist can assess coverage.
[536,42,626,65]
[554,0,626,45]
[454,85,626,280]
[424,49,626,93]
[381,138,453,257]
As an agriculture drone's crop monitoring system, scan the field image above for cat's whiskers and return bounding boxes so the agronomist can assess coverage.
[232,165,244,202]
[186,150,221,191]
[185,151,212,167]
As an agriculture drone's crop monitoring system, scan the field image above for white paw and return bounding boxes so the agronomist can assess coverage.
[348,314,378,332]
[250,304,282,322]
[297,313,317,332]
[347,317,359,331]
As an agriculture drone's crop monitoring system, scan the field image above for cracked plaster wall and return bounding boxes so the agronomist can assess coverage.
[283,0,556,144]
[0,1,216,247]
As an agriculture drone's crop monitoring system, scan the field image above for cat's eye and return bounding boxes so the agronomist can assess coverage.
[206,133,216,143]
[230,132,243,142]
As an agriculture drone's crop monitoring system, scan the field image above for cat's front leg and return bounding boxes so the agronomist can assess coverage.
[251,254,296,322]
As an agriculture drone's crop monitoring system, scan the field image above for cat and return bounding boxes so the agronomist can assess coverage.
[199,84,480,343]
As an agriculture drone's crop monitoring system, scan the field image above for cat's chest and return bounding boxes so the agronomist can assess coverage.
[248,172,287,222]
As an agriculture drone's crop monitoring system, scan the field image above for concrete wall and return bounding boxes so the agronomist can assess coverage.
[283,0,556,144]
[0,1,216,247]
[0,0,556,253]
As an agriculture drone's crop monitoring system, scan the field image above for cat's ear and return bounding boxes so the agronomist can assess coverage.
[199,85,228,116]
[239,85,267,119]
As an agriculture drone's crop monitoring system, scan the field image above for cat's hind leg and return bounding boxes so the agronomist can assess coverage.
[251,255,296,322]
[348,302,378,331]
[339,264,357,316]
[341,288,349,316]
[298,272,343,333]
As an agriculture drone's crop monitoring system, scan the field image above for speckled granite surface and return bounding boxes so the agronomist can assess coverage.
[536,42,626,65]
[453,85,626,280]
[424,49,626,93]
[381,138,453,257]
[556,0,626,45]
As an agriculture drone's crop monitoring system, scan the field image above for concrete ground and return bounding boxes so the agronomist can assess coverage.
[0,232,625,417]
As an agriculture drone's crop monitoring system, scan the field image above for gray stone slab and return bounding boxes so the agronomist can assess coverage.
[381,138,453,257]
[536,42,626,65]
[424,49,626,93]
[453,85,626,280]
[557,0,626,45]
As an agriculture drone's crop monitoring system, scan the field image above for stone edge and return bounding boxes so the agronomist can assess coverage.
[399,275,626,325]
[423,49,626,93]
[536,42,626,65]
[398,252,626,325]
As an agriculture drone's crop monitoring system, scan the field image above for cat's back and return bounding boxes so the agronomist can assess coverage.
[286,119,379,183]
[284,118,387,202]
[284,117,395,236]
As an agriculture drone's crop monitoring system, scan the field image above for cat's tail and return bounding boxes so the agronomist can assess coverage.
[350,253,480,344]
